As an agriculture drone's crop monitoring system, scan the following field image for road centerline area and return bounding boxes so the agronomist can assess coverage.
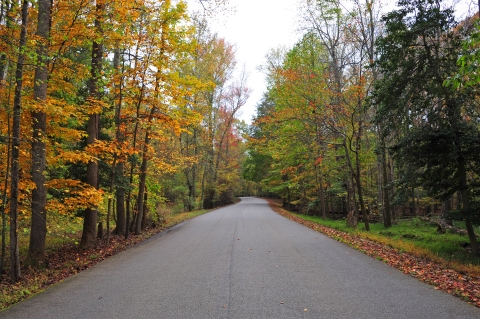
[1,197,479,319]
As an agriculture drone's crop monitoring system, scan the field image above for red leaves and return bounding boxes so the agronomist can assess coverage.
[267,199,480,308]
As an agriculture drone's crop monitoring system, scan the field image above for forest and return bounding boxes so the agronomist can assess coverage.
[1,0,480,288]
[0,0,251,282]
[244,0,480,258]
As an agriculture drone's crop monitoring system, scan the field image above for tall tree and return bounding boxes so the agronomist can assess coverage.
[10,0,29,282]
[301,0,382,230]
[373,0,480,256]
[80,0,104,249]
[27,0,52,266]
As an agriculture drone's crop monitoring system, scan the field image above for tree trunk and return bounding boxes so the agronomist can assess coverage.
[459,157,479,257]
[28,0,51,266]
[1,115,10,274]
[141,191,148,230]
[319,169,326,220]
[112,48,126,239]
[381,138,392,228]
[442,199,453,226]
[106,156,116,244]
[97,221,103,239]
[9,0,29,282]
[115,161,126,235]
[80,1,103,249]
[135,131,149,235]
[0,0,10,88]
[411,188,416,216]
[343,138,369,230]
[0,1,12,270]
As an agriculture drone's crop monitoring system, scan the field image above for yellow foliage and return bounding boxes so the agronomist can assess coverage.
[46,179,104,214]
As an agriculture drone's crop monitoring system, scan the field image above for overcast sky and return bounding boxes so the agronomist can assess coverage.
[188,0,302,124]
[187,0,477,124]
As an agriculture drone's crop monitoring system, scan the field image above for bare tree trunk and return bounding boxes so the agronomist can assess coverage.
[115,161,126,235]
[141,191,148,230]
[381,136,392,228]
[1,114,10,274]
[28,0,51,266]
[319,168,326,220]
[125,82,144,239]
[442,199,452,226]
[0,0,12,269]
[80,0,103,249]
[411,188,416,216]
[9,0,29,282]
[112,47,125,236]
[135,131,149,235]
[343,137,369,230]
[459,157,479,257]
[106,155,116,244]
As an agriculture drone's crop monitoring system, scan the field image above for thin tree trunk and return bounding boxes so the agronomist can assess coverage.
[0,0,11,85]
[381,136,392,228]
[9,0,29,282]
[135,10,171,229]
[28,0,51,266]
[318,166,326,220]
[411,188,416,216]
[135,131,150,235]
[141,191,148,230]
[125,78,146,238]
[112,47,125,236]
[459,157,479,257]
[343,137,369,230]
[80,0,103,249]
[1,114,10,274]
[106,156,116,244]
[115,161,126,235]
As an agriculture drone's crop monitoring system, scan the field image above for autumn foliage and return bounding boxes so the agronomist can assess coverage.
[0,0,247,280]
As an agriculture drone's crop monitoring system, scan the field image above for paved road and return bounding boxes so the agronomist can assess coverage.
[1,197,480,318]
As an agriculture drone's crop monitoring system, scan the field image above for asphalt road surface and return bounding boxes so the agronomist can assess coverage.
[1,197,480,319]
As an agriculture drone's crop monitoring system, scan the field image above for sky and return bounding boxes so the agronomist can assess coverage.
[187,0,477,124]
[188,0,302,124]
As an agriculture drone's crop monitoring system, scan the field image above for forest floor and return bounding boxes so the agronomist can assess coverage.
[0,209,209,310]
[265,198,480,309]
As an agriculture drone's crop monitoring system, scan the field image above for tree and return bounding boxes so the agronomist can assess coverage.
[10,0,29,282]
[373,0,480,256]
[27,0,52,266]
[300,0,384,229]
[80,0,104,249]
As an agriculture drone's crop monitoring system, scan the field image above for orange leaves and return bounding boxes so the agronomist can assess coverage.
[50,149,93,165]
[85,140,137,163]
[84,97,109,115]
[46,179,104,214]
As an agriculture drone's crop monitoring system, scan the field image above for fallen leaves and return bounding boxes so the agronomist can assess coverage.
[267,199,480,308]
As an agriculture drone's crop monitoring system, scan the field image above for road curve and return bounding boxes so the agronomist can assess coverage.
[1,197,479,319]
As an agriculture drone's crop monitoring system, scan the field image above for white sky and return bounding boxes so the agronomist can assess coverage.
[188,0,302,124]
[187,0,477,124]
